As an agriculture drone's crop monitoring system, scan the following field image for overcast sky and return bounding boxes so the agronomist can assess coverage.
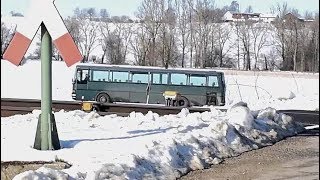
[1,0,319,18]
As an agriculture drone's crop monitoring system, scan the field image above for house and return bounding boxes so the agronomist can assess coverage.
[259,13,277,23]
[282,13,305,23]
[279,13,316,28]
[222,11,277,23]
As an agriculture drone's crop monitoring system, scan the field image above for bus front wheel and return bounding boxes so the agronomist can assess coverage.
[177,96,190,107]
[96,93,111,103]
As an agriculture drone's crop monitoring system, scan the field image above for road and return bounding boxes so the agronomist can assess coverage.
[180,110,319,180]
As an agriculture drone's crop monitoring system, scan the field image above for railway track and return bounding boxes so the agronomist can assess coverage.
[1,98,212,117]
[2,98,318,127]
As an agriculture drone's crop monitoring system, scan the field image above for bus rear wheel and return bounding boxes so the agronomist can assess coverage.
[96,93,111,103]
[177,96,190,107]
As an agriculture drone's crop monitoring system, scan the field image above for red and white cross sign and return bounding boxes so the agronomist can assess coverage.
[3,0,82,67]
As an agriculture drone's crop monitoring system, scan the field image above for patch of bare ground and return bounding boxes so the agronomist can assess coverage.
[1,161,71,180]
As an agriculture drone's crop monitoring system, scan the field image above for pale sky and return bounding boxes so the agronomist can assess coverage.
[1,0,319,18]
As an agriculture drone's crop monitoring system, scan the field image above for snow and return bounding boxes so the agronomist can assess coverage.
[1,60,318,179]
[2,104,305,179]
[2,60,319,111]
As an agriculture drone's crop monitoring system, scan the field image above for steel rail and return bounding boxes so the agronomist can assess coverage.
[1,98,212,117]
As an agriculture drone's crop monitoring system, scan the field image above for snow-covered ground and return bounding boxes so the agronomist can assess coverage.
[1,60,319,111]
[2,104,306,179]
[1,60,318,179]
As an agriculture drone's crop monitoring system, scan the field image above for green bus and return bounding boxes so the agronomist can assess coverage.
[72,63,226,107]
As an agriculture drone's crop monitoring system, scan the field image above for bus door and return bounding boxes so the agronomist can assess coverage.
[75,69,90,98]
[149,73,169,104]
[129,72,150,103]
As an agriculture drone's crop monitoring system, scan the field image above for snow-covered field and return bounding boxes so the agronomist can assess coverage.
[1,60,319,110]
[1,60,318,179]
[2,104,306,179]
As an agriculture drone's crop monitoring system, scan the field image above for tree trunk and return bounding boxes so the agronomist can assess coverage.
[246,50,251,70]
[301,50,305,72]
[264,55,268,70]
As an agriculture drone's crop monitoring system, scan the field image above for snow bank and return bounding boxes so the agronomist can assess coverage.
[2,105,304,180]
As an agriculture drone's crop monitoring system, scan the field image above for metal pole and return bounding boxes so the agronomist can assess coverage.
[34,23,60,150]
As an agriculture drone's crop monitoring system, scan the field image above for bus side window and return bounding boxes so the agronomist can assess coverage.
[112,71,129,83]
[77,69,89,84]
[170,73,187,85]
[152,73,160,84]
[162,73,168,84]
[190,75,206,86]
[92,70,108,82]
[132,72,149,83]
[76,70,82,83]
[82,70,90,83]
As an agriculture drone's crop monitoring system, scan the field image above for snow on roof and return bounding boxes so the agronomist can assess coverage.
[77,62,224,74]
[260,13,277,18]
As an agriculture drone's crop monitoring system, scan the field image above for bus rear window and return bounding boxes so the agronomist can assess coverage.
[208,76,219,87]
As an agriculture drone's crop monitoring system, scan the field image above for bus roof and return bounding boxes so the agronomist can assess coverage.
[76,63,223,75]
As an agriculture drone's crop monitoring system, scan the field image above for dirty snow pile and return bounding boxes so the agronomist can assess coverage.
[1,103,304,179]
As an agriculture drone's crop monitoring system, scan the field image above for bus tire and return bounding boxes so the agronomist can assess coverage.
[177,96,190,107]
[96,93,111,103]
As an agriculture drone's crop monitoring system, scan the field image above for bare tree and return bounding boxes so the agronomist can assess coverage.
[233,20,241,69]
[187,0,195,67]
[175,0,189,67]
[238,21,253,70]
[304,13,319,72]
[311,14,319,72]
[229,1,239,12]
[272,2,291,70]
[298,25,310,71]
[304,11,314,20]
[1,20,14,58]
[271,2,289,19]
[64,16,82,50]
[105,32,125,64]
[79,19,99,62]
[158,0,179,68]
[216,23,232,67]
[100,9,110,21]
[192,0,216,68]
[130,24,153,66]
[245,5,253,13]
[251,23,270,69]
[99,22,111,64]
[100,21,133,64]
[136,0,163,66]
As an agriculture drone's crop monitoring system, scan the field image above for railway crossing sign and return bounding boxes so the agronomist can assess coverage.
[3,0,83,151]
[3,0,82,67]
